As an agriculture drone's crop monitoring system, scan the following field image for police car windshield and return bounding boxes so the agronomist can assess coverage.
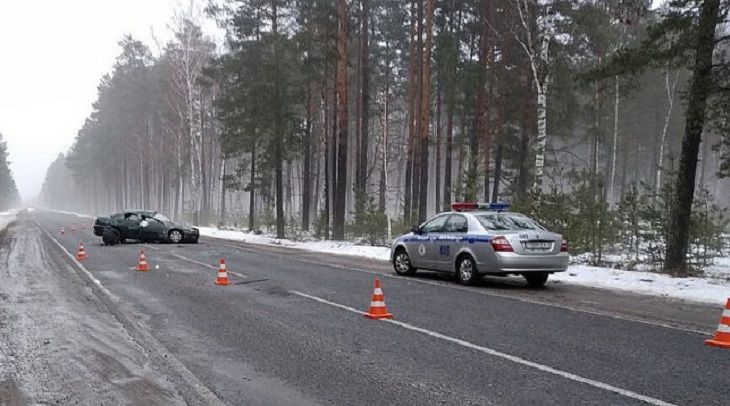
[475,213,545,231]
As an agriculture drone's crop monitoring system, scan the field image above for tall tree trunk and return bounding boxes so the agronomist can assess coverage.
[608,76,620,204]
[443,91,454,210]
[492,101,504,202]
[355,0,370,219]
[664,0,720,275]
[411,0,424,222]
[333,0,348,240]
[656,70,679,195]
[417,0,434,223]
[272,0,285,239]
[403,0,419,225]
[302,87,312,232]
[434,84,442,212]
[249,142,256,231]
[219,158,226,226]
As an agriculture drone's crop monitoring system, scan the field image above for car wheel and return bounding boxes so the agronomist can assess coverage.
[393,248,416,276]
[456,255,479,285]
[168,229,183,244]
[524,272,549,288]
[102,228,120,246]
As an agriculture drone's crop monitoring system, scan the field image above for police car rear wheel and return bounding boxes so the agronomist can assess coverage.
[393,249,416,276]
[456,255,478,285]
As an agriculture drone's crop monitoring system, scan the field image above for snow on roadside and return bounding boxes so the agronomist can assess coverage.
[197,227,392,261]
[199,226,729,305]
[49,209,95,219]
[552,265,729,305]
[0,209,18,233]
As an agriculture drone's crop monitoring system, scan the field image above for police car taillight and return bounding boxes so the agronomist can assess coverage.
[560,238,568,252]
[491,236,514,252]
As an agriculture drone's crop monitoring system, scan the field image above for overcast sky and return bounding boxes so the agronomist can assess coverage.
[0,0,220,202]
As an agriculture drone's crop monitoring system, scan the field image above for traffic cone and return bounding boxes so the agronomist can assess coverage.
[136,250,150,272]
[60,227,65,235]
[705,299,730,349]
[215,258,231,286]
[81,223,86,230]
[71,225,76,232]
[76,242,88,261]
[364,278,393,319]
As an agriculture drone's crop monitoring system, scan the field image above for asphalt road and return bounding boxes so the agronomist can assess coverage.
[2,210,728,405]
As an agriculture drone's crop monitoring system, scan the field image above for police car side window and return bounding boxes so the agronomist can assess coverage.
[421,215,448,234]
[445,215,468,233]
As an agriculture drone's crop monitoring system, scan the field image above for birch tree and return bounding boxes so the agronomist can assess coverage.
[511,0,557,196]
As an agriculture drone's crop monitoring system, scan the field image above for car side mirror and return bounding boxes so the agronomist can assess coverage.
[410,225,421,235]
[140,220,149,228]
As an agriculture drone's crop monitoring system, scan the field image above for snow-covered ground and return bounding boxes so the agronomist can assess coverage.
[0,209,17,233]
[49,209,95,219]
[197,227,392,260]
[552,266,729,305]
[199,227,730,305]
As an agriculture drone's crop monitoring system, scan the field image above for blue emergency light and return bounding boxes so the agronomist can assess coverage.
[483,202,510,211]
[452,202,511,212]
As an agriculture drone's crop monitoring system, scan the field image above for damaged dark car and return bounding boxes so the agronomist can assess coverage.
[93,210,199,245]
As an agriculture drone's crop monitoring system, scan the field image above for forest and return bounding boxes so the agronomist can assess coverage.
[39,0,730,275]
[0,132,20,211]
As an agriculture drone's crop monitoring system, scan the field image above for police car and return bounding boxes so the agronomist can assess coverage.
[390,202,569,287]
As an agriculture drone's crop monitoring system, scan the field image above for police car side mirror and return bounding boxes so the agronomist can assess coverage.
[410,225,421,235]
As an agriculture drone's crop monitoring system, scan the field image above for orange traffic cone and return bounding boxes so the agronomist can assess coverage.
[136,250,150,272]
[705,299,730,349]
[215,258,231,286]
[364,278,393,319]
[71,225,76,232]
[60,227,65,235]
[76,242,88,261]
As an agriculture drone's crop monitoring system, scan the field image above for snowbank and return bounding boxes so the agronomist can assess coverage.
[553,265,729,305]
[197,227,392,261]
[199,226,730,305]
[50,210,95,219]
[0,210,17,233]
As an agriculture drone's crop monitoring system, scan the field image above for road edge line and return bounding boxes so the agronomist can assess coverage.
[290,290,677,406]
[35,220,226,406]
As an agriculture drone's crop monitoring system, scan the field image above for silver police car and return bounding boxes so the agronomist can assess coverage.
[390,202,569,287]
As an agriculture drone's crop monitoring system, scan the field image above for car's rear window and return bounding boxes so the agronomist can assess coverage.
[475,213,545,231]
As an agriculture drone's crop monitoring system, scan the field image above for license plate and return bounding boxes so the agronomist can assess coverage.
[525,242,551,250]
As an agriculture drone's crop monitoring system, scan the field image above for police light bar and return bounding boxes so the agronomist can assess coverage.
[451,202,478,211]
[451,202,510,212]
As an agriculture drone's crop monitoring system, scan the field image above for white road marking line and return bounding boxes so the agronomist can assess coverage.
[290,290,676,406]
[142,244,161,251]
[35,221,225,406]
[171,253,247,278]
[216,239,708,335]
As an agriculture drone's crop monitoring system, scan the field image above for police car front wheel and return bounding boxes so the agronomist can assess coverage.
[393,249,416,276]
[456,255,479,285]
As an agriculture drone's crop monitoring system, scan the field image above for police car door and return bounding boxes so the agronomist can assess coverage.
[437,214,468,271]
[412,214,449,270]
